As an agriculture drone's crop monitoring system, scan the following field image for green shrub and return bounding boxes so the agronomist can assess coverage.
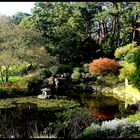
[54,107,97,138]
[0,87,28,98]
[119,63,136,81]
[102,73,119,85]
[82,63,89,72]
[0,76,21,84]
[0,71,44,98]
[8,76,21,83]
[78,118,140,138]
[71,71,81,82]
[102,87,113,95]
[80,126,99,138]
[115,42,136,59]
[85,73,95,80]
[127,113,140,122]
[71,68,81,82]
[131,67,140,87]
[80,62,86,66]
[124,52,135,63]
[77,83,86,90]
[57,64,72,73]
[73,67,80,72]
[49,66,59,74]
[0,87,12,97]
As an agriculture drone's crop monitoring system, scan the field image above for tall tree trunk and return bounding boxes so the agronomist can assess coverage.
[125,102,128,109]
[98,21,102,44]
[116,14,120,48]
[5,76,9,83]
[5,68,9,83]
[112,2,120,48]
[103,21,107,35]
[132,13,139,42]
[132,28,136,42]
[98,5,103,44]
[125,77,129,87]
[112,16,116,40]
[0,70,4,83]
[101,21,105,39]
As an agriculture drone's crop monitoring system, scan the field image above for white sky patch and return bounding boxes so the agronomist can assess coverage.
[0,2,35,16]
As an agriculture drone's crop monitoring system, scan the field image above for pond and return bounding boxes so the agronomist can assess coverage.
[80,94,135,120]
[0,96,80,138]
[0,94,136,138]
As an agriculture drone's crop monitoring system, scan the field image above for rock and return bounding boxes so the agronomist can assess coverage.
[47,77,54,85]
[127,104,139,112]
[43,72,71,95]
[54,78,59,88]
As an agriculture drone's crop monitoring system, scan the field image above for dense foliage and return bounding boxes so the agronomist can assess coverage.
[89,58,119,75]
[19,2,140,66]
[0,2,140,139]
[0,1,139,100]
[78,118,140,138]
[114,42,140,87]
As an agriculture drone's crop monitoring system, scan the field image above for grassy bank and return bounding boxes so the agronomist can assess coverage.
[0,96,80,109]
[113,85,140,104]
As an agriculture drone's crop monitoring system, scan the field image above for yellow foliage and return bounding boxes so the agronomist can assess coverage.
[119,63,136,80]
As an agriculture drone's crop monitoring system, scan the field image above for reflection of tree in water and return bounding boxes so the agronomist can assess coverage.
[0,105,36,138]
[0,103,95,138]
[88,105,119,120]
[81,95,125,120]
[0,103,57,138]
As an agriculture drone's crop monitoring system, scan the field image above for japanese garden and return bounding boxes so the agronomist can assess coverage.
[0,2,140,138]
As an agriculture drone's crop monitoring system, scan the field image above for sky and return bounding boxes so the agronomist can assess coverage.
[0,2,35,16]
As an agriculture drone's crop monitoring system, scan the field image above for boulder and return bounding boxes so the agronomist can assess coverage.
[47,77,55,85]
[127,104,139,113]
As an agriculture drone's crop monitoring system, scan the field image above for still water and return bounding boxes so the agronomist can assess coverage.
[0,94,135,138]
[80,94,134,120]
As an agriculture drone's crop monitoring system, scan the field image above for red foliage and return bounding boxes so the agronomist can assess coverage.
[88,105,116,120]
[89,58,119,75]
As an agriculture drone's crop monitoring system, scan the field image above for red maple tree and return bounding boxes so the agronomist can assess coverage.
[89,58,119,75]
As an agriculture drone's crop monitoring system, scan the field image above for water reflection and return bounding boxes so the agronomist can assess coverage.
[0,94,136,138]
[0,102,57,138]
[80,94,135,120]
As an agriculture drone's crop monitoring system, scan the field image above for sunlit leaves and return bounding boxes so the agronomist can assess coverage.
[114,42,137,59]
[0,16,56,82]
[119,63,136,80]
